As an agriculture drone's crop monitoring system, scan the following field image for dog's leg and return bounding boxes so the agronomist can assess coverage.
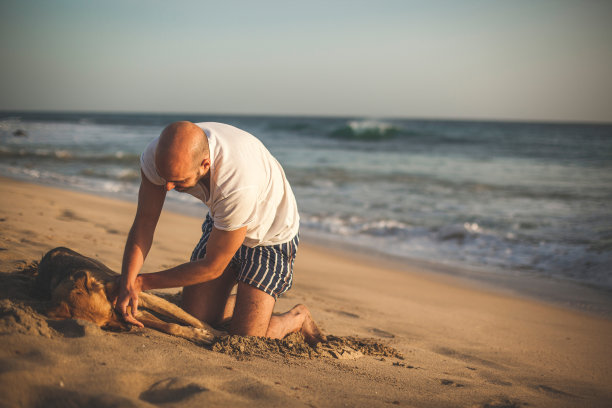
[136,310,224,345]
[107,281,225,337]
[138,292,220,332]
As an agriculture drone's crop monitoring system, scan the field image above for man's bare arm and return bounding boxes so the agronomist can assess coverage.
[137,225,247,291]
[116,171,166,325]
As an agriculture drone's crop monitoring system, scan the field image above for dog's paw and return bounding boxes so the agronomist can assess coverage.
[189,327,216,345]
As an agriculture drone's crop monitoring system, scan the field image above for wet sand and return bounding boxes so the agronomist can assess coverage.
[1,177,611,407]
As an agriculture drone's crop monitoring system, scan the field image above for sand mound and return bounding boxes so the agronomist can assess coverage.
[0,299,55,338]
[0,263,56,338]
[211,332,404,360]
[212,332,317,359]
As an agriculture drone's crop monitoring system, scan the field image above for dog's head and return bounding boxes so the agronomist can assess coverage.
[47,269,119,328]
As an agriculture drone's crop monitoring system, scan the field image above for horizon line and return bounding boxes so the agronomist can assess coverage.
[1,108,611,127]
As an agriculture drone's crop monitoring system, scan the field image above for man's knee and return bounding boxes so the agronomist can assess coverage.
[229,283,276,336]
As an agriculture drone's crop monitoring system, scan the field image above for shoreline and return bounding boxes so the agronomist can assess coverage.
[2,175,610,319]
[2,176,612,407]
[300,232,612,319]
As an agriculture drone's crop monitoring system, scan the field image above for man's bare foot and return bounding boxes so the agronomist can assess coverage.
[266,303,327,346]
[296,304,327,346]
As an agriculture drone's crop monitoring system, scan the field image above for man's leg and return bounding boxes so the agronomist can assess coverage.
[185,213,239,325]
[181,264,236,326]
[229,282,275,336]
[230,282,326,346]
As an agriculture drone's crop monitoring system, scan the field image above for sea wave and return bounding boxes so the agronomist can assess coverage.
[328,120,401,141]
[0,162,140,195]
[79,168,140,182]
[0,117,23,131]
[301,215,484,242]
[0,146,140,164]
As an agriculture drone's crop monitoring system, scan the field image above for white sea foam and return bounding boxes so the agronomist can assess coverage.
[0,118,22,132]
[53,150,72,159]
[348,120,396,134]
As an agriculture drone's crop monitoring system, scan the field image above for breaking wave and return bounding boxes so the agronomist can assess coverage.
[328,120,401,141]
[0,146,140,164]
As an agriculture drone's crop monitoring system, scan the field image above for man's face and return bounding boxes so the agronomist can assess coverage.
[158,159,210,192]
[166,173,199,192]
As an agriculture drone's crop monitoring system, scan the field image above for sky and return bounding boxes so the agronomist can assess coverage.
[1,0,611,123]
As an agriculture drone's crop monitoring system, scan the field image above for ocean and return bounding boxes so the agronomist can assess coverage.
[1,112,611,292]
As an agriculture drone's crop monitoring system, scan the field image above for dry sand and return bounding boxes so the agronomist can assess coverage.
[1,176,611,407]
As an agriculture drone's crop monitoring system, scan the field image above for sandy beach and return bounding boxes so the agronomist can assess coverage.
[1,176,611,408]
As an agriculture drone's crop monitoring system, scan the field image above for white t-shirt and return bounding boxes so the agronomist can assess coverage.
[140,122,299,247]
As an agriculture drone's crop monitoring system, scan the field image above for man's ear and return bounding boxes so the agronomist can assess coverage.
[200,157,211,172]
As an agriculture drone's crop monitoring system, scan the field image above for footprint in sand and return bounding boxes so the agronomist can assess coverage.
[485,378,512,387]
[440,379,464,388]
[57,209,88,222]
[531,384,576,398]
[140,378,208,404]
[93,222,122,235]
[472,397,528,408]
[327,309,360,319]
[368,327,395,338]
[434,346,503,370]
[220,377,292,401]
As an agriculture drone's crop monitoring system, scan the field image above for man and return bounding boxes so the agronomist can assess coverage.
[115,121,325,345]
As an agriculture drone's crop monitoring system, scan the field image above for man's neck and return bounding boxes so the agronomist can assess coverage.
[198,172,211,193]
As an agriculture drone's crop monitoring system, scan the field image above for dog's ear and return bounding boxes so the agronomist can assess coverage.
[87,274,104,293]
[47,302,72,319]
[73,270,103,294]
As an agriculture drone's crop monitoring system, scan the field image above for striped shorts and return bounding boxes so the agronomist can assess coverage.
[190,214,299,299]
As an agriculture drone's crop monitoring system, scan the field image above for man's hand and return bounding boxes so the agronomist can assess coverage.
[114,276,144,328]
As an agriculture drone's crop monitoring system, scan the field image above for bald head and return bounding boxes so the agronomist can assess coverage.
[155,121,209,181]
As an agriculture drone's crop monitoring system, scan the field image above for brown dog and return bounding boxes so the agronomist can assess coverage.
[35,247,224,344]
